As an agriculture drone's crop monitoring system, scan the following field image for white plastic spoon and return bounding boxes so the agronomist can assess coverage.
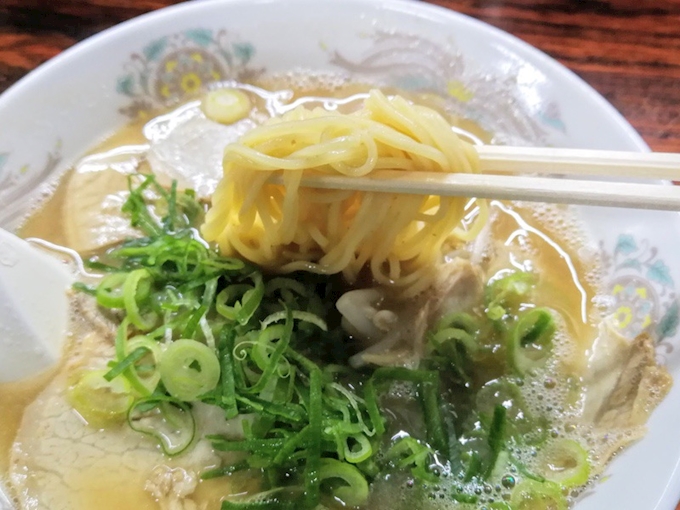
[0,228,73,383]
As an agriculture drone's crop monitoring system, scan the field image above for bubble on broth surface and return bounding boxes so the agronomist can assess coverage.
[262,70,351,95]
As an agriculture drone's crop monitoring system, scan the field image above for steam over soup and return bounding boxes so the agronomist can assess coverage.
[1,76,671,510]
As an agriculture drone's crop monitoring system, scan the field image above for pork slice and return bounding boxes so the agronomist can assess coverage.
[10,372,162,510]
[62,166,140,256]
[593,333,671,429]
[579,328,672,475]
[582,319,672,430]
[7,300,237,510]
[342,258,484,368]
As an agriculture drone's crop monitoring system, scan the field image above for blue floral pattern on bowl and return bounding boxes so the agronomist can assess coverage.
[116,29,263,120]
[326,30,565,145]
[601,234,679,361]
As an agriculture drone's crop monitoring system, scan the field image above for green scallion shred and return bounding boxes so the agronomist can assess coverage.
[104,346,148,382]
[201,460,250,480]
[218,328,239,419]
[304,368,322,508]
[260,310,328,332]
[485,405,507,479]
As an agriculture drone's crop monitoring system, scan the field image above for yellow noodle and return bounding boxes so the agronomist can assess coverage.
[202,89,485,296]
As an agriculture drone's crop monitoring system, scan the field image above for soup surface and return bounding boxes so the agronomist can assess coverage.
[0,75,671,510]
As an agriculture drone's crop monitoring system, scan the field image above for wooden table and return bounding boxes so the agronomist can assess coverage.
[0,0,679,507]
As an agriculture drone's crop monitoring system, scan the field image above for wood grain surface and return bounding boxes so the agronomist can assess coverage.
[0,0,679,507]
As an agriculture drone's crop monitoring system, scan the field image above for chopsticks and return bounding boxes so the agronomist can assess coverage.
[280,147,680,211]
[476,146,680,180]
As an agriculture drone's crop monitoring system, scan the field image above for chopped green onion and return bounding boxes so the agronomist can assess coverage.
[215,275,265,325]
[126,335,162,394]
[537,438,590,488]
[463,452,482,482]
[388,437,437,483]
[509,308,556,375]
[235,395,305,423]
[111,320,158,396]
[219,328,239,419]
[180,305,208,339]
[304,368,322,508]
[216,284,252,321]
[265,277,309,299]
[246,320,293,394]
[202,88,251,125]
[67,369,133,427]
[486,502,512,509]
[371,367,448,457]
[451,492,479,504]
[361,379,384,432]
[430,327,476,353]
[208,436,287,455]
[509,453,547,483]
[509,479,567,510]
[122,175,164,237]
[343,433,373,464]
[436,311,478,336]
[260,310,328,332]
[104,347,148,382]
[95,272,127,308]
[123,268,157,331]
[420,377,449,457]
[272,426,310,466]
[202,277,219,309]
[516,308,556,347]
[201,460,249,480]
[237,274,265,325]
[485,405,507,479]
[159,339,221,401]
[72,281,96,296]
[221,490,301,510]
[128,396,195,456]
[486,271,536,319]
[318,458,369,507]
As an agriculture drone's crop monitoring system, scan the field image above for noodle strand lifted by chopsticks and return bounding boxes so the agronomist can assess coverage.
[201,90,487,297]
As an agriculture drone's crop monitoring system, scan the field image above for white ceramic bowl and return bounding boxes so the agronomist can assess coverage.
[1,1,679,509]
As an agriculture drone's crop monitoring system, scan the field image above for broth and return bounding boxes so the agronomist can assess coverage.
[0,369,57,476]
[0,76,663,510]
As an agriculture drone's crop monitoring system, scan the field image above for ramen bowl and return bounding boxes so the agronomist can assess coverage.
[1,1,679,509]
